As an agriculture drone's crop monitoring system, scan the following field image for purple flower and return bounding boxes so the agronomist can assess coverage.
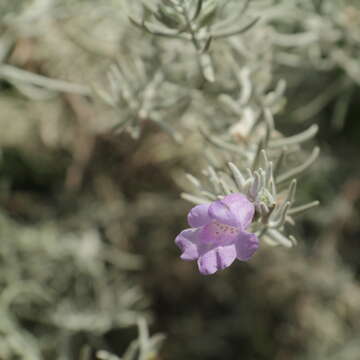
[175,193,259,275]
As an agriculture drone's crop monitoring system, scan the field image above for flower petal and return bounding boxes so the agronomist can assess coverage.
[198,222,239,245]
[187,203,211,228]
[209,193,254,228]
[175,228,200,261]
[235,231,259,261]
[197,244,237,275]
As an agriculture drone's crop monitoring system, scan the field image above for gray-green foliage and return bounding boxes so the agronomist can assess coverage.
[0,210,147,359]
[125,0,320,246]
[0,0,360,359]
[96,319,165,360]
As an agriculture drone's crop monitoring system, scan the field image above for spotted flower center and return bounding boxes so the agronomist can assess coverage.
[211,220,239,239]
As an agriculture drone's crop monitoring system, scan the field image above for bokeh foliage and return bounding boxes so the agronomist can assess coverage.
[0,0,360,359]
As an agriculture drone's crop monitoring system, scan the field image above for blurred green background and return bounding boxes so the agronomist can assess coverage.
[0,0,359,359]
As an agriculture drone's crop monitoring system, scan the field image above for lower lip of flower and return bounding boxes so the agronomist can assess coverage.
[212,221,239,236]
